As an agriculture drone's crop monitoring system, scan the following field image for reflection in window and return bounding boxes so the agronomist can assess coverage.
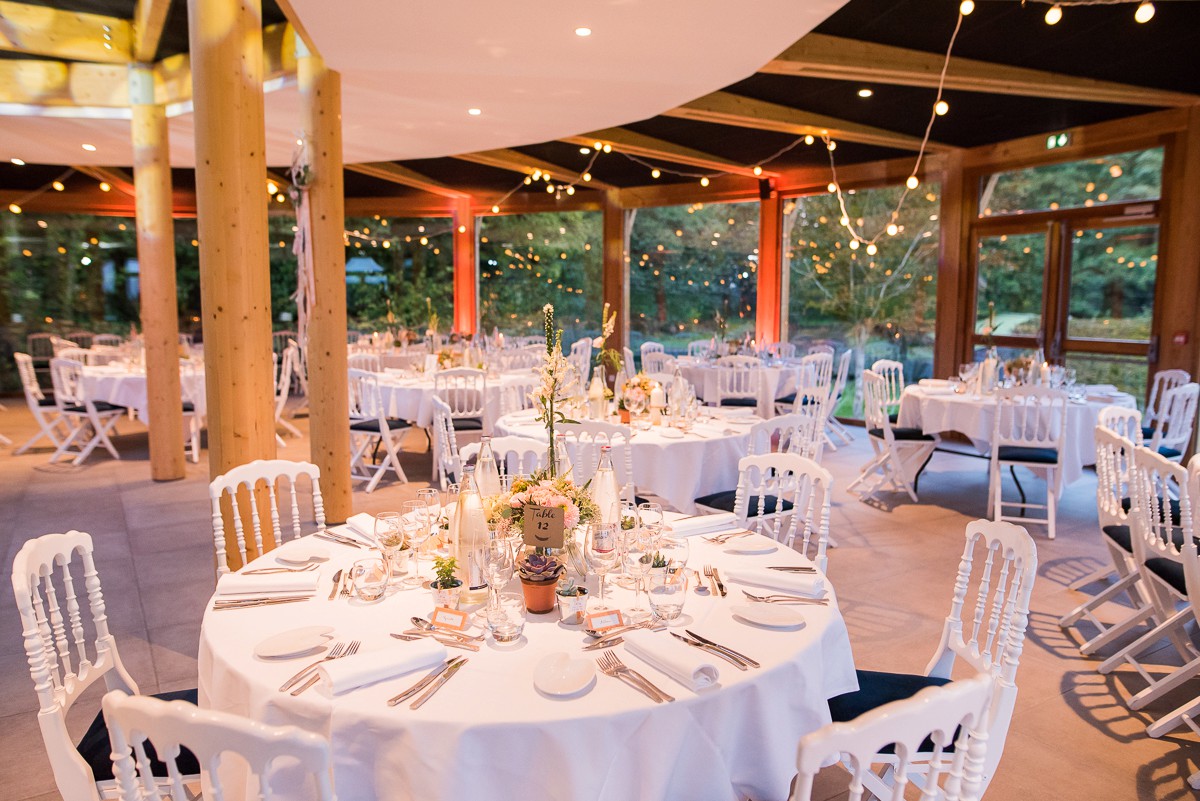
[629,201,758,356]
[975,232,1046,337]
[784,184,939,417]
[342,217,454,334]
[1065,352,1149,408]
[478,212,602,345]
[1067,225,1158,342]
[979,147,1162,217]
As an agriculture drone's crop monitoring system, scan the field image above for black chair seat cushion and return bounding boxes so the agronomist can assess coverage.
[828,670,955,754]
[868,427,934,442]
[1121,497,1182,526]
[38,396,57,407]
[1145,557,1188,595]
[888,412,899,424]
[1142,425,1155,440]
[693,490,793,515]
[996,445,1058,464]
[350,417,409,432]
[65,401,126,414]
[776,393,796,406]
[181,401,196,413]
[1159,446,1182,459]
[634,495,651,506]
[1102,524,1133,553]
[78,688,201,782]
[453,417,485,431]
[719,398,758,408]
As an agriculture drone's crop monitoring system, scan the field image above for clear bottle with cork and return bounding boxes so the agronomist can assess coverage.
[553,432,572,480]
[475,436,502,497]
[452,467,490,605]
[591,446,622,531]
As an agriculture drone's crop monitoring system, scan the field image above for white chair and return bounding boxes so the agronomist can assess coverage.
[568,337,592,384]
[1060,425,1156,656]
[793,673,994,801]
[1144,368,1190,441]
[103,690,334,801]
[348,351,382,372]
[1147,382,1198,462]
[434,368,488,431]
[273,343,303,445]
[687,339,712,358]
[14,352,69,455]
[731,452,832,571]
[430,395,463,489]
[767,341,797,359]
[827,519,1037,797]
[65,330,95,349]
[1098,404,1145,446]
[559,420,636,501]
[711,355,761,409]
[621,345,635,376]
[849,369,936,502]
[989,386,1069,539]
[640,341,664,361]
[777,352,833,416]
[871,358,905,420]
[349,369,409,492]
[642,351,676,375]
[461,434,546,481]
[1098,447,1200,726]
[825,349,854,448]
[273,329,297,355]
[180,361,203,463]
[49,357,127,465]
[93,334,123,348]
[27,332,55,360]
[12,531,200,801]
[52,335,79,354]
[209,459,326,574]
[747,411,825,462]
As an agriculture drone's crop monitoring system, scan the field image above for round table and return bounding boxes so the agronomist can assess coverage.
[897,383,1137,485]
[649,358,806,420]
[376,370,537,434]
[81,362,207,421]
[493,410,756,513]
[198,526,857,801]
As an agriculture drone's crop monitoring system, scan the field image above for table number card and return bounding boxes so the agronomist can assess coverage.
[523,505,566,549]
[430,606,469,631]
[585,609,625,632]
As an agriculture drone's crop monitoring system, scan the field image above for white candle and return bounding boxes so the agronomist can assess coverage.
[650,384,666,408]
[1040,361,1050,386]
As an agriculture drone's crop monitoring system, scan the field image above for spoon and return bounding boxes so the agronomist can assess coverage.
[410,616,486,642]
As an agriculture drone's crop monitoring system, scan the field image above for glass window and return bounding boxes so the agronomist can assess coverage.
[478,211,602,344]
[784,184,940,417]
[1066,225,1158,342]
[979,147,1163,217]
[975,232,1046,337]
[629,201,759,356]
[1064,352,1149,408]
[342,216,454,333]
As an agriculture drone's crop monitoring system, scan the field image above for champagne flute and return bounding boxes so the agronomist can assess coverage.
[417,487,441,544]
[401,501,429,587]
[587,516,620,609]
[637,502,663,533]
[374,511,406,578]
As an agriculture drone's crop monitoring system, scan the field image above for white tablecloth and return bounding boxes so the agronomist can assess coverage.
[897,385,1137,485]
[80,363,206,422]
[198,528,857,801]
[376,371,537,434]
[494,410,755,513]
[650,359,806,420]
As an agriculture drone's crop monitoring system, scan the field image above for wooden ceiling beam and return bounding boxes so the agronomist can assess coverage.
[346,162,471,200]
[454,148,617,190]
[0,1,131,64]
[763,33,1198,108]
[562,128,773,178]
[665,91,941,152]
[153,22,295,107]
[133,0,170,63]
[0,59,129,107]
[73,165,136,196]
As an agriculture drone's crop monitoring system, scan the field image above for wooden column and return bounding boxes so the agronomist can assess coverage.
[934,148,969,379]
[188,0,276,565]
[453,198,477,336]
[601,189,629,352]
[1159,106,1200,379]
[130,66,185,481]
[756,187,783,345]
[298,49,352,523]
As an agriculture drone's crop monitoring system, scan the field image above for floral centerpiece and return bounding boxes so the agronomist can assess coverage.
[714,309,728,343]
[484,475,599,539]
[424,297,440,350]
[436,348,459,369]
[531,304,579,475]
[592,302,621,375]
[619,373,658,420]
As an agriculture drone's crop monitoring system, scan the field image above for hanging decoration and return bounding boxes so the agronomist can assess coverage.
[288,134,315,350]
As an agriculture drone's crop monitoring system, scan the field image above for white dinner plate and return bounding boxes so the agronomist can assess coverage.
[731,604,806,630]
[276,543,331,565]
[659,428,684,439]
[533,652,596,697]
[724,542,778,556]
[253,626,335,659]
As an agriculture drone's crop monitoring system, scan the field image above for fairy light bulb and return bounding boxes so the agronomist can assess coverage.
[1045,5,1062,25]
[523,176,532,185]
[959,0,974,14]
[532,169,542,181]
[602,144,612,153]
[593,141,603,150]
[849,239,860,250]
[700,177,710,187]
[1135,2,1154,22]
[582,172,592,182]
[546,184,554,194]
[866,243,878,256]
[804,135,814,145]
[99,182,111,192]
[566,186,575,195]
[8,203,21,214]
[491,205,500,213]
[906,176,920,190]
[886,223,899,236]
[752,165,763,176]
[52,181,65,191]
[839,215,849,227]
[827,182,837,193]
[266,180,278,194]
[934,100,949,116]
[651,168,661,179]
[827,140,837,152]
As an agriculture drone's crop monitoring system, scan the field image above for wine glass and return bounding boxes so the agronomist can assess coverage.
[626,391,647,417]
[637,502,663,533]
[417,487,441,542]
[401,501,430,586]
[483,536,515,609]
[620,528,653,622]
[373,511,406,578]
[587,517,621,609]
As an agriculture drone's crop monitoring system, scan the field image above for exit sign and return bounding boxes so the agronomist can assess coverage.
[1046,132,1072,150]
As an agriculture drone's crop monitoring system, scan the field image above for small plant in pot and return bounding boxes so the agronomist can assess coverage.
[430,555,462,609]
[555,576,590,624]
[518,552,564,614]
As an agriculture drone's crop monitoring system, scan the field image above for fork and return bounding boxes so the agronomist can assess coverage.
[242,564,319,575]
[703,529,751,544]
[741,590,829,605]
[596,652,674,703]
[703,565,726,596]
[290,640,361,695]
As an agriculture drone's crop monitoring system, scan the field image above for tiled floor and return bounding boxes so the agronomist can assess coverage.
[0,401,1197,800]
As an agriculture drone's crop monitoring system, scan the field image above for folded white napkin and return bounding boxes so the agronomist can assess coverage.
[318,642,447,695]
[623,629,718,691]
[668,513,739,537]
[918,378,951,388]
[344,513,378,541]
[216,572,321,596]
[725,568,825,598]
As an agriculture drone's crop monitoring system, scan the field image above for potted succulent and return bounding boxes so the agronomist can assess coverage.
[518,552,565,614]
[430,555,463,609]
[617,398,631,424]
[555,576,590,624]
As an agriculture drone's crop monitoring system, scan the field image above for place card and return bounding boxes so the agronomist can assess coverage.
[585,609,625,632]
[430,606,469,631]
[523,505,566,549]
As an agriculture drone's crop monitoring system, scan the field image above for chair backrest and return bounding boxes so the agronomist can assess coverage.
[348,351,381,372]
[829,349,852,410]
[791,673,993,801]
[103,690,335,801]
[870,359,905,409]
[348,368,389,424]
[92,334,123,348]
[806,343,835,358]
[1094,427,1136,532]
[65,330,95,349]
[12,531,137,801]
[481,435,547,478]
[27,332,55,359]
[15,352,46,403]
[1129,445,1193,584]
[991,386,1068,455]
[621,346,635,375]
[1184,456,1200,606]
[861,370,892,438]
[642,351,675,374]
[49,358,88,408]
[498,376,537,417]
[640,342,664,359]
[748,412,824,462]
[434,368,487,419]
[687,339,712,358]
[800,352,834,396]
[924,519,1037,791]
[429,396,463,489]
[1149,382,1199,459]
[736,452,833,571]
[208,460,326,574]
[558,420,635,497]
[767,341,798,359]
[713,357,760,404]
[56,347,97,365]
[1146,369,1190,428]
[568,338,592,384]
[273,330,297,354]
[52,335,79,354]
[1097,405,1144,446]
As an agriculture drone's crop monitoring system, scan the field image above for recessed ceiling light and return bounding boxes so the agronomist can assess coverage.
[81,143,97,151]
[10,157,26,166]
[574,27,592,37]
[857,88,873,98]
[467,108,482,116]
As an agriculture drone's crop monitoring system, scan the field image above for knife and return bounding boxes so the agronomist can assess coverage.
[684,629,760,668]
[766,566,817,574]
[327,569,343,600]
[393,632,480,652]
[712,567,728,597]
[670,632,748,670]
[410,658,468,709]
[388,658,464,706]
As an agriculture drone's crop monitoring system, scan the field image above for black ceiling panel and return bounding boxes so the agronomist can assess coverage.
[16,0,136,15]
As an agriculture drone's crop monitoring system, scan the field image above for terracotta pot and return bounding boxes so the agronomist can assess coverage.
[520,578,559,614]
[619,409,631,424]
